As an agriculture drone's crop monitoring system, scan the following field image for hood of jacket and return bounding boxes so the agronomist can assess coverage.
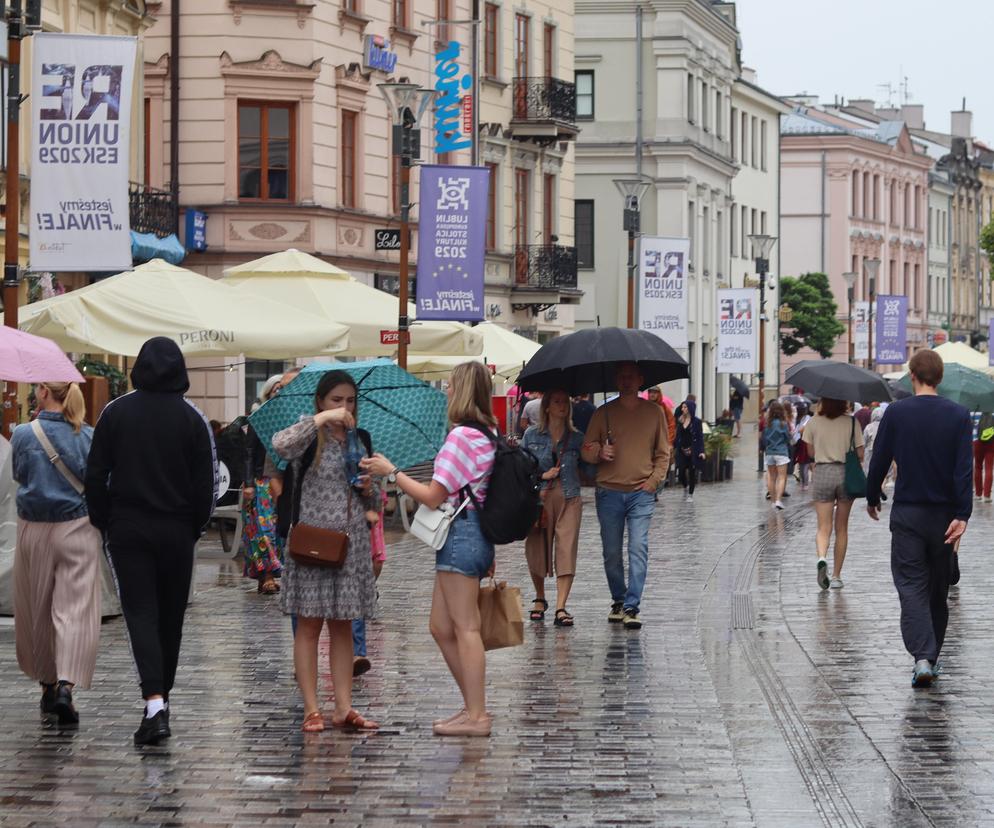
[130,336,190,393]
[681,399,697,420]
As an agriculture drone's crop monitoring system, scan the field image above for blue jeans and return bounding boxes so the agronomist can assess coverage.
[352,619,366,658]
[595,487,656,612]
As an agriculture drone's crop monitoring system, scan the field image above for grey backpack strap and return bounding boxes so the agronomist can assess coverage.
[31,419,84,495]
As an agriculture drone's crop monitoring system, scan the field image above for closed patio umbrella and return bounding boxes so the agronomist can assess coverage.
[19,259,349,358]
[222,248,483,358]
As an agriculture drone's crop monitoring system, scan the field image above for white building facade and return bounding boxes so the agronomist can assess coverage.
[574,0,783,420]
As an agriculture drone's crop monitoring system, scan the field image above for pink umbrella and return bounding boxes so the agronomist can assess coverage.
[0,327,84,383]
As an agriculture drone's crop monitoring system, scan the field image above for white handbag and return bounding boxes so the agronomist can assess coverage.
[409,497,470,550]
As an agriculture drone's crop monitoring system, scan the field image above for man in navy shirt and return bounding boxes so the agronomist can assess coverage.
[867,349,972,688]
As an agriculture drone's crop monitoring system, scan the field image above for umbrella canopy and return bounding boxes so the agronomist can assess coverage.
[407,322,541,383]
[248,359,448,472]
[18,259,350,358]
[518,327,689,394]
[896,363,994,411]
[784,360,892,404]
[729,376,750,398]
[0,327,84,383]
[902,341,993,375]
[222,249,483,358]
[887,379,912,400]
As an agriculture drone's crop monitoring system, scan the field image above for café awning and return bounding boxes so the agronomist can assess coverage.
[406,321,541,383]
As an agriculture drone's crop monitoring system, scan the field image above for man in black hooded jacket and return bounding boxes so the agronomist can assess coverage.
[85,337,217,745]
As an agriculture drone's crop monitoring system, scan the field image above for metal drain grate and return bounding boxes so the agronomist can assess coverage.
[732,592,755,629]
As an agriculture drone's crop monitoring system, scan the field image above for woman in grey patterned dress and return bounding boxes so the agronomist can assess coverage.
[273,370,379,732]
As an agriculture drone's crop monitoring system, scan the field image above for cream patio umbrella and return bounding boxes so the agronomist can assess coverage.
[900,341,994,376]
[406,321,542,383]
[18,259,349,358]
[221,249,483,357]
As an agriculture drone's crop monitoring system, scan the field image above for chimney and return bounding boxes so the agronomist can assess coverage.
[848,98,875,114]
[951,107,973,139]
[900,104,924,130]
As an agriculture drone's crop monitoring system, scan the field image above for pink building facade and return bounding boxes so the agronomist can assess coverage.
[780,103,932,377]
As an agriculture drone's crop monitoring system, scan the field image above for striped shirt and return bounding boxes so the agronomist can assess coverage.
[432,426,496,507]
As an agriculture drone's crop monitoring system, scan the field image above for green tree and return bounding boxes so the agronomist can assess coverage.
[981,216,994,267]
[778,272,845,359]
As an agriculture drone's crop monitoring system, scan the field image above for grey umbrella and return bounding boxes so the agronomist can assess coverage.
[784,360,893,404]
[730,376,750,398]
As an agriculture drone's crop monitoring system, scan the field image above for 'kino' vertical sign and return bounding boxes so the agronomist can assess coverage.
[416,165,489,322]
[433,40,473,155]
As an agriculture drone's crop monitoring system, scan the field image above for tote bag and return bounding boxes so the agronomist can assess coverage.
[478,579,524,651]
[844,418,867,498]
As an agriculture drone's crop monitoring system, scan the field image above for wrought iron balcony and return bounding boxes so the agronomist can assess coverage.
[129,181,179,238]
[510,77,578,142]
[513,244,578,291]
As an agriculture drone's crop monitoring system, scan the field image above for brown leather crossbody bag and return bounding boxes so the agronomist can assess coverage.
[287,484,352,569]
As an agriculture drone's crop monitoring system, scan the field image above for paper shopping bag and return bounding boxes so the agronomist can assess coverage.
[478,579,524,651]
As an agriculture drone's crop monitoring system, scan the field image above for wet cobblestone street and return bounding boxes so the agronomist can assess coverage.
[3,436,994,826]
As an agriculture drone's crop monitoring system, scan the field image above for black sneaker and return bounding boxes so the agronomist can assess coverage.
[622,609,642,630]
[607,602,625,622]
[40,684,57,718]
[51,682,79,725]
[134,710,170,746]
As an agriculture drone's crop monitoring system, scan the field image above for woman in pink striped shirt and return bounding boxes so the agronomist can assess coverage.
[362,362,496,736]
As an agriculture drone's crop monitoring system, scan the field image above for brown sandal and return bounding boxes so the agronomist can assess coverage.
[332,709,379,731]
[258,577,280,595]
[302,711,325,732]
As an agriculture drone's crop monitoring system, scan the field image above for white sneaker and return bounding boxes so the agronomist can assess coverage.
[774,500,784,510]
[686,494,694,503]
[986,497,993,504]
[829,577,844,589]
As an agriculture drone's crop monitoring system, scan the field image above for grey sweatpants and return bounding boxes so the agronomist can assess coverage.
[889,503,955,663]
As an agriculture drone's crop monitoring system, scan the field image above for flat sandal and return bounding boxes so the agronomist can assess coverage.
[554,608,574,627]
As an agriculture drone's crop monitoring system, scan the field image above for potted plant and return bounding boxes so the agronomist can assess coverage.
[704,429,733,482]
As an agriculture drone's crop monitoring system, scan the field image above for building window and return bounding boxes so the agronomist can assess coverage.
[374,272,416,298]
[873,174,880,219]
[543,23,555,78]
[914,262,920,309]
[852,171,859,216]
[761,211,767,235]
[751,208,757,238]
[889,259,896,294]
[688,200,695,268]
[730,107,738,161]
[904,183,911,227]
[393,0,408,28]
[144,97,151,185]
[701,80,709,131]
[740,205,748,258]
[514,13,529,77]
[903,262,910,297]
[863,171,870,217]
[575,199,594,268]
[760,120,767,171]
[750,116,757,167]
[890,179,897,224]
[686,73,694,123]
[341,109,358,208]
[514,168,530,282]
[486,162,499,250]
[484,3,499,77]
[730,201,737,259]
[715,90,723,138]
[238,101,295,201]
[543,173,555,242]
[702,205,710,274]
[575,70,593,119]
[914,185,922,229]
[741,111,748,164]
[929,207,933,244]
[436,0,450,43]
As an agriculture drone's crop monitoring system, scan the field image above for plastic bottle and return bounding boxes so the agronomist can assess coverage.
[344,428,364,487]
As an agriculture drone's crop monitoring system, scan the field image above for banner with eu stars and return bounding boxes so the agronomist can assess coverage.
[415,165,489,322]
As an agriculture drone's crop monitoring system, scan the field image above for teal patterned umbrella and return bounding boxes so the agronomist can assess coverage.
[249,359,448,471]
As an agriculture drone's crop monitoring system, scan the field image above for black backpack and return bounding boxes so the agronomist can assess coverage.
[461,422,541,545]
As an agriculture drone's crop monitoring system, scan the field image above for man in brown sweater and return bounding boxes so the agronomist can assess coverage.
[581,362,671,629]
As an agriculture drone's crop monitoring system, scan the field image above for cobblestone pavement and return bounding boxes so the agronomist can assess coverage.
[2,435,994,826]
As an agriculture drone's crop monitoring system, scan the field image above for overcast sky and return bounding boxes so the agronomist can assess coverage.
[735,0,992,143]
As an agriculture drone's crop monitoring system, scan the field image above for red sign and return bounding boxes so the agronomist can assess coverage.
[461,95,473,134]
[380,330,410,345]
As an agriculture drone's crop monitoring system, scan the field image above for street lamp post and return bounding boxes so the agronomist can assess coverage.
[748,234,777,473]
[864,258,880,372]
[842,271,857,364]
[378,83,436,370]
[612,177,651,328]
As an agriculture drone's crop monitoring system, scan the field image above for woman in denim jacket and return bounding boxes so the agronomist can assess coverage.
[11,382,102,726]
[522,389,585,627]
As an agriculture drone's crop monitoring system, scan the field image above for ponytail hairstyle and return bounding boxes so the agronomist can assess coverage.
[41,382,86,432]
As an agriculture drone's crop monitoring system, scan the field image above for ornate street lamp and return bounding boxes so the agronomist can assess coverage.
[613,176,652,328]
[378,83,437,369]
[748,234,777,472]
[842,271,858,364]
[864,258,881,371]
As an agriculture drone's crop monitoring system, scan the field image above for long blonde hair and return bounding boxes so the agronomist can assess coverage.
[539,389,575,433]
[448,362,497,428]
[41,382,86,432]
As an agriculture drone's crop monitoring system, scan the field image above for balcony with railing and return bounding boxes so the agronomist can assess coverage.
[509,77,579,143]
[129,181,179,239]
[511,244,581,310]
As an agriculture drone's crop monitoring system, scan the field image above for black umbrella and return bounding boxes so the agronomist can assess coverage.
[887,379,912,400]
[518,327,689,394]
[784,360,893,404]
[730,376,750,398]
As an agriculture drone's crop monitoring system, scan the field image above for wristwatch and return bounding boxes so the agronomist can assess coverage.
[387,466,399,484]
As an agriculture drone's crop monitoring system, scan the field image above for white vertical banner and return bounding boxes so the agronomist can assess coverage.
[716,288,757,373]
[638,236,689,348]
[30,33,137,272]
[853,301,870,360]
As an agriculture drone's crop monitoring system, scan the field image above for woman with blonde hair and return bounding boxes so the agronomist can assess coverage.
[363,361,497,737]
[11,382,102,725]
[521,389,584,626]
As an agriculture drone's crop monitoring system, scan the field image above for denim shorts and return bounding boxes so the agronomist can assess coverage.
[436,509,495,579]
[765,453,789,467]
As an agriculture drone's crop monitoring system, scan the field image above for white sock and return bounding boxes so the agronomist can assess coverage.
[145,698,166,718]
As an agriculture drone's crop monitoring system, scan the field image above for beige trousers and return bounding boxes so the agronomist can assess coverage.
[14,516,102,688]
[525,484,582,578]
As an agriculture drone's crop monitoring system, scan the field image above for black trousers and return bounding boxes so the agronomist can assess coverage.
[889,503,955,663]
[677,462,697,495]
[107,514,195,699]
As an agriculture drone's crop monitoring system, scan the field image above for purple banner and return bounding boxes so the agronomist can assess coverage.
[874,294,908,364]
[415,165,489,321]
